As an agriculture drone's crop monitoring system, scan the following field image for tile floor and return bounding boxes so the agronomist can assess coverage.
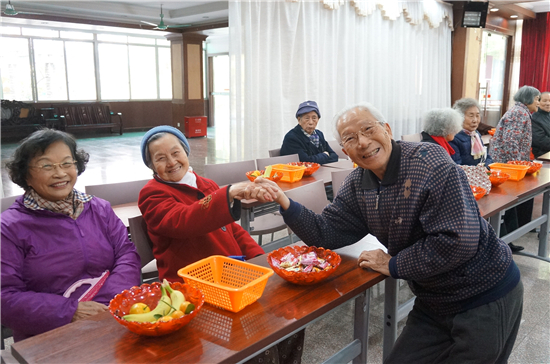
[1,130,549,363]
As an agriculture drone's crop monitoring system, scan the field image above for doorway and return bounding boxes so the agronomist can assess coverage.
[478,31,508,127]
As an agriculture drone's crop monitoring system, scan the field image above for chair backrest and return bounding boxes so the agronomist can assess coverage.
[1,195,20,213]
[327,140,348,159]
[204,160,257,186]
[268,148,281,157]
[331,169,354,197]
[284,180,330,214]
[401,133,422,142]
[256,154,299,170]
[85,179,150,205]
[128,215,155,269]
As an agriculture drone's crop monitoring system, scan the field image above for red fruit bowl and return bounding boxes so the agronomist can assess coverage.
[470,185,486,201]
[246,170,283,182]
[489,171,510,187]
[287,162,320,176]
[267,246,341,285]
[507,161,542,174]
[109,282,204,336]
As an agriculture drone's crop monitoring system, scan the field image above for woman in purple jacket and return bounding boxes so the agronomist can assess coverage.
[1,129,141,342]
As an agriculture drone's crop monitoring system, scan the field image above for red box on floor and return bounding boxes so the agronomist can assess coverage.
[184,116,207,138]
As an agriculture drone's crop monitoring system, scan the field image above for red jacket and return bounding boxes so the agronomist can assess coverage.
[138,174,264,281]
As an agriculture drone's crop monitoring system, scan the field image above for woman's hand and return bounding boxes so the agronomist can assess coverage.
[228,181,279,202]
[71,301,108,322]
[357,249,391,276]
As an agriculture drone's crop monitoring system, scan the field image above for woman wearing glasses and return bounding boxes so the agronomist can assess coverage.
[1,129,140,342]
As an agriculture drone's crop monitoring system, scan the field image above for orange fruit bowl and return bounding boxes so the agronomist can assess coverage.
[507,161,542,174]
[287,162,320,176]
[267,246,341,286]
[246,170,283,182]
[488,128,496,136]
[109,282,204,336]
[489,171,510,187]
[470,185,486,201]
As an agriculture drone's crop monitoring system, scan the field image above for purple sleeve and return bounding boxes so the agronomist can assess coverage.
[92,203,141,306]
[1,229,78,338]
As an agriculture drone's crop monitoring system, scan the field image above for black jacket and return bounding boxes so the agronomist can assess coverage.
[531,109,550,158]
[280,125,338,164]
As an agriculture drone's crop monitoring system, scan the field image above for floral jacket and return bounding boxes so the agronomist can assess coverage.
[489,102,532,162]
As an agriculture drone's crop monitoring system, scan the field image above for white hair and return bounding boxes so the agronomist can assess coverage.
[332,102,386,143]
[423,108,463,137]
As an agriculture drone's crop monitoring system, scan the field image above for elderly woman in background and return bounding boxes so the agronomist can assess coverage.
[1,129,141,342]
[138,125,304,364]
[420,108,463,163]
[489,86,541,163]
[531,91,550,158]
[449,98,494,167]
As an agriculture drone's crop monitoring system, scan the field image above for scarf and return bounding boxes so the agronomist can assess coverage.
[464,129,484,159]
[301,128,320,148]
[431,136,456,156]
[24,188,92,220]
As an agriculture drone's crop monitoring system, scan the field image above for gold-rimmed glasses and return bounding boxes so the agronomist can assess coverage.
[30,161,77,172]
[339,123,383,148]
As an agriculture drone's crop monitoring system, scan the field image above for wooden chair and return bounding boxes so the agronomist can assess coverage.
[331,169,355,197]
[84,179,150,206]
[401,133,422,142]
[1,195,20,213]
[268,148,281,157]
[256,154,299,170]
[203,160,289,245]
[327,140,348,159]
[128,215,158,282]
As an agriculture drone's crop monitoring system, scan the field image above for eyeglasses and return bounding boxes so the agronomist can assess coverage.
[30,161,77,172]
[300,116,318,122]
[340,124,382,148]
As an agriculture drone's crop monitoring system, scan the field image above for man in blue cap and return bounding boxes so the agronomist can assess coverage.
[280,100,339,164]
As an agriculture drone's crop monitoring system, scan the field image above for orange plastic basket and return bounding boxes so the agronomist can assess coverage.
[270,164,306,183]
[177,256,274,313]
[489,163,530,181]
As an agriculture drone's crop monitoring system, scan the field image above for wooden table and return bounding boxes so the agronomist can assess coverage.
[324,159,355,169]
[112,202,140,227]
[535,151,550,162]
[10,243,387,364]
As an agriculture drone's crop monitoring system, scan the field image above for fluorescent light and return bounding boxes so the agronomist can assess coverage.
[490,8,499,12]
[510,15,518,18]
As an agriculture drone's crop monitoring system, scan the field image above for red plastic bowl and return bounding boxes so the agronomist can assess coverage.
[246,170,283,182]
[109,282,204,336]
[489,171,510,187]
[470,185,486,201]
[267,246,341,285]
[287,162,320,176]
[488,128,496,136]
[507,161,542,174]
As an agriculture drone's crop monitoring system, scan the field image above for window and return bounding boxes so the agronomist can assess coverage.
[98,43,130,100]
[22,27,58,38]
[60,31,94,40]
[129,45,157,99]
[65,42,97,100]
[158,47,172,99]
[0,37,32,101]
[33,39,68,101]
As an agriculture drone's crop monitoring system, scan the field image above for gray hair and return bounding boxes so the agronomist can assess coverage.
[333,102,387,143]
[452,98,481,116]
[514,85,540,105]
[144,132,188,170]
[423,108,463,137]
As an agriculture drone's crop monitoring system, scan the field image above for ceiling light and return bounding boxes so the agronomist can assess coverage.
[490,8,499,12]
[510,15,518,18]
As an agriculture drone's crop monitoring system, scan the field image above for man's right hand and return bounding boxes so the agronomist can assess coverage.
[252,178,291,210]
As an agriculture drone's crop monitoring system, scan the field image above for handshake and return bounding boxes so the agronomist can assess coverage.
[228,178,288,207]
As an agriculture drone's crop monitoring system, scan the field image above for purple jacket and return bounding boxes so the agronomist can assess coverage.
[1,195,141,342]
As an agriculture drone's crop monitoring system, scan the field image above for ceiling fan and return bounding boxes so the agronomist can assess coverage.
[140,4,191,30]
[3,0,43,16]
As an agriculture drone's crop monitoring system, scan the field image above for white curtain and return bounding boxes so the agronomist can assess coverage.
[229,0,453,160]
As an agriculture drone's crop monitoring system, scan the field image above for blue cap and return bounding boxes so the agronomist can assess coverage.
[296,100,321,119]
[141,125,190,166]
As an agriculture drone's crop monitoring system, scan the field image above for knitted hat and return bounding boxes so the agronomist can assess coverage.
[141,125,190,166]
[296,100,321,119]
